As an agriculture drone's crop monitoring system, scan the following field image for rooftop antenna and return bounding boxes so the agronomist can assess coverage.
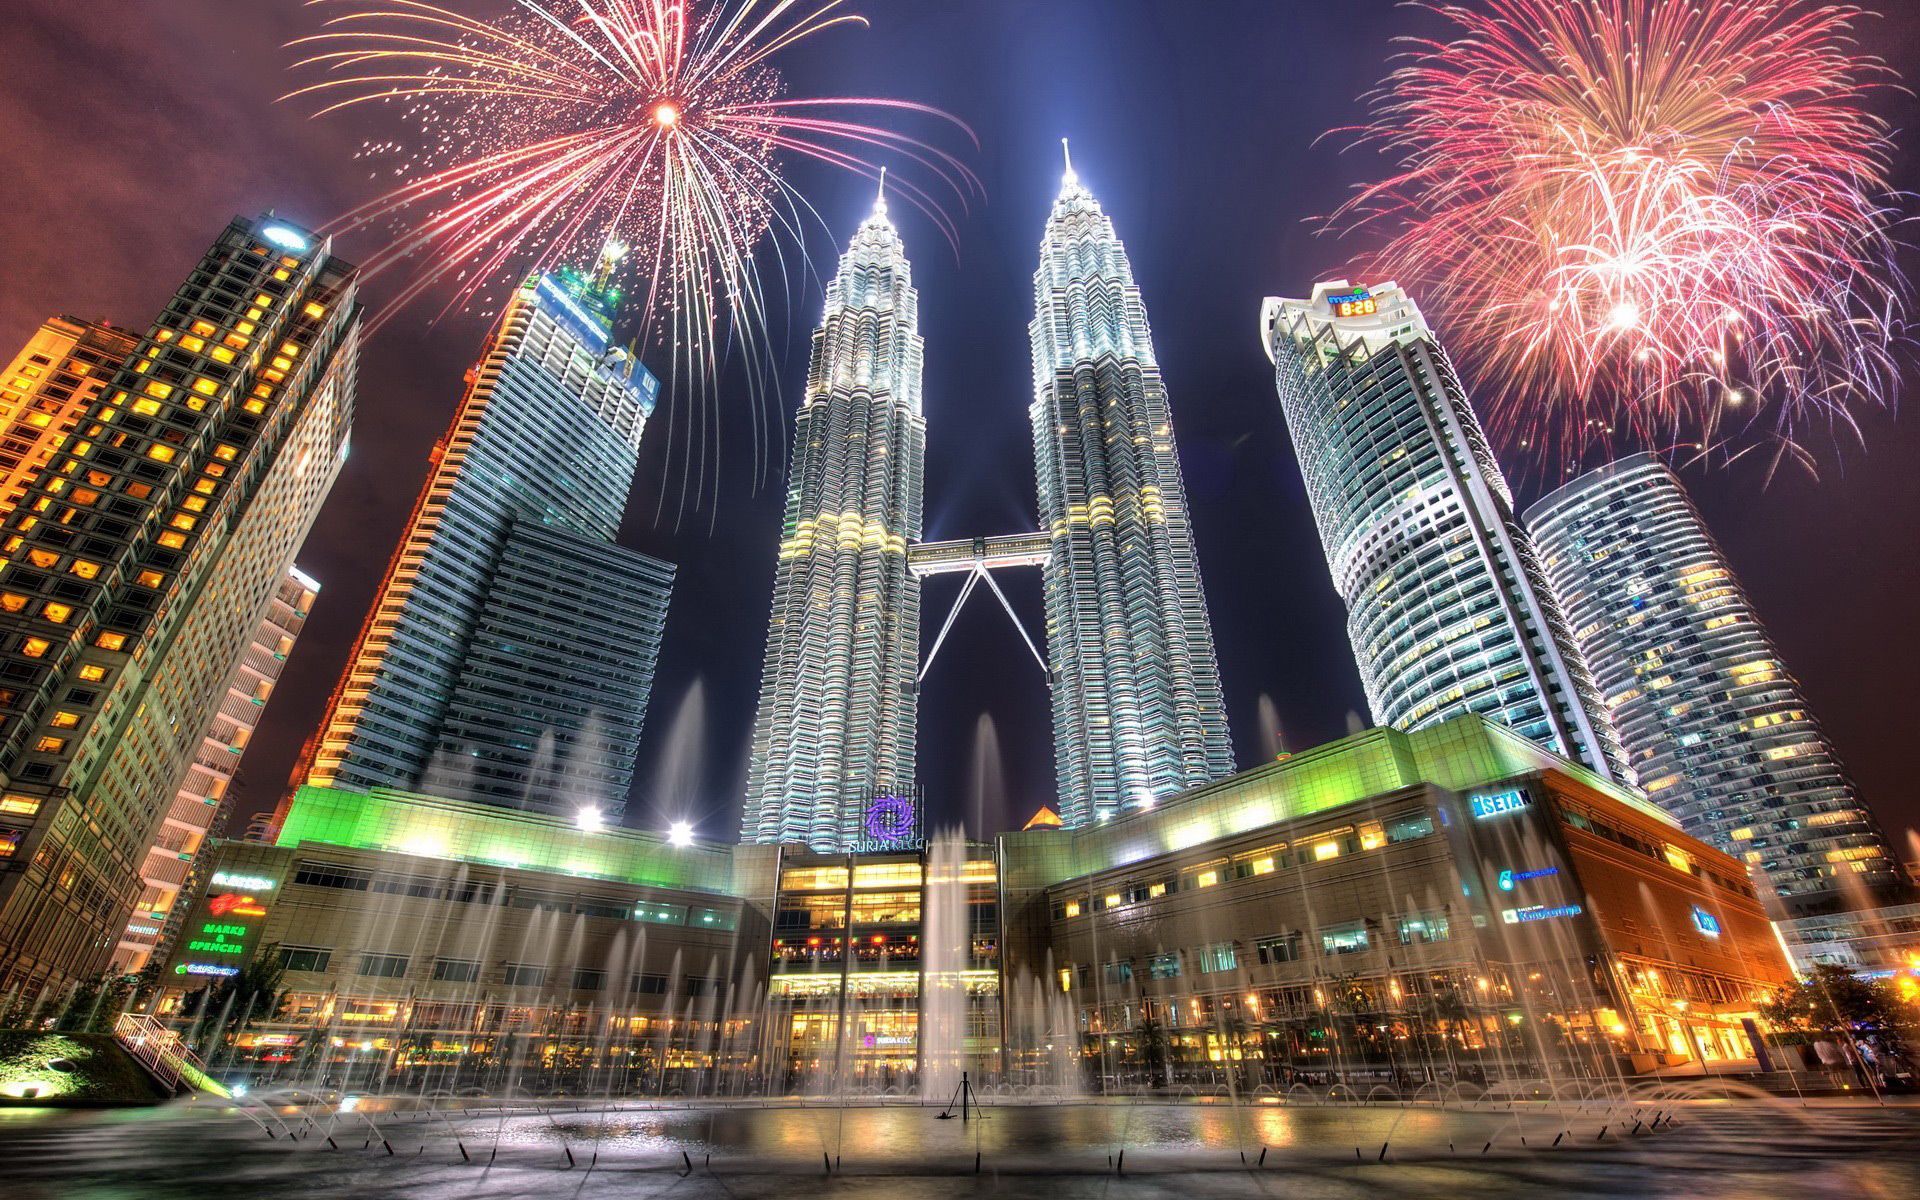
[1061,137,1076,184]
[591,237,628,291]
[874,165,888,216]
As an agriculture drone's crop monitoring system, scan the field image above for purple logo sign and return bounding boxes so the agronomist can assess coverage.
[862,795,915,845]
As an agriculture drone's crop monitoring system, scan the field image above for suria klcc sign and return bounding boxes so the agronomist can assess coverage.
[851,794,921,854]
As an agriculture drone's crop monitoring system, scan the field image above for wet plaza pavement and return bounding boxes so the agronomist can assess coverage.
[0,1096,1915,1199]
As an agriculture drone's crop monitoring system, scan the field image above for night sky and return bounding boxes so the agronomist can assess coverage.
[5,1,1918,857]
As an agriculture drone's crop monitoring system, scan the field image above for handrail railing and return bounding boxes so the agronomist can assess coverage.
[114,1012,229,1097]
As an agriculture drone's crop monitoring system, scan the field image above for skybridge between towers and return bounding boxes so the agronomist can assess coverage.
[908,532,1051,681]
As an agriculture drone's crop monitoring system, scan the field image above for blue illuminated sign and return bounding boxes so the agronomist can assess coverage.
[1690,906,1722,937]
[174,962,240,977]
[260,224,310,252]
[1471,788,1532,820]
[1497,866,1560,892]
[1502,903,1583,925]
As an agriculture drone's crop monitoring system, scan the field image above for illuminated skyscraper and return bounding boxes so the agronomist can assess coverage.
[0,215,358,996]
[1525,454,1907,921]
[305,266,670,820]
[743,189,924,849]
[1031,152,1233,825]
[1260,280,1624,780]
[114,565,319,972]
[0,317,139,511]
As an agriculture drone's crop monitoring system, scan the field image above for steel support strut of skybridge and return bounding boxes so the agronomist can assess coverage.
[909,533,1050,681]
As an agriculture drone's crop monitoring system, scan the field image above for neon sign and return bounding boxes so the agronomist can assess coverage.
[853,794,920,853]
[211,871,276,891]
[1326,287,1377,318]
[175,962,239,977]
[1502,903,1583,924]
[208,893,267,918]
[1690,906,1722,937]
[1497,866,1560,891]
[1471,788,1532,820]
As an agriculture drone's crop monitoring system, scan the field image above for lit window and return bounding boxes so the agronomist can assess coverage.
[20,637,50,658]
[41,602,73,624]
[168,514,195,531]
[34,736,65,754]
[0,795,40,816]
[49,711,79,729]
[135,570,163,588]
[93,632,126,651]
[77,665,106,682]
[1195,870,1219,888]
[157,531,187,549]
[144,381,172,400]
[1313,841,1341,861]
[132,398,161,416]
[192,379,217,396]
[302,302,326,319]
[26,550,56,569]
[0,593,29,613]
[69,561,99,580]
[190,321,217,337]
[214,444,238,461]
[146,445,175,463]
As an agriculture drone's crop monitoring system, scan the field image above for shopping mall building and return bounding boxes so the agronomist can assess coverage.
[159,715,1795,1092]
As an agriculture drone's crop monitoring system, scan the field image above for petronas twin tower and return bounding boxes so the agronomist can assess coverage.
[743,152,1232,849]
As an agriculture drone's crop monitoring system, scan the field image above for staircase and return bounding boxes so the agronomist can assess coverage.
[114,1012,230,1098]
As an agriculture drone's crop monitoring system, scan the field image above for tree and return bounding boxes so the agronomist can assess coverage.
[1761,962,1915,1073]
[178,942,288,1032]
[1133,1005,1169,1089]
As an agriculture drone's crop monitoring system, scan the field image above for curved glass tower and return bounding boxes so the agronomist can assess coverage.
[1260,280,1624,781]
[1525,453,1907,918]
[1031,154,1233,825]
[743,190,925,849]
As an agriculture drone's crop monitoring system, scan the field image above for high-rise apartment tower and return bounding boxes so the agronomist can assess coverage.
[1260,280,1624,780]
[0,215,357,996]
[1525,453,1907,918]
[114,564,319,972]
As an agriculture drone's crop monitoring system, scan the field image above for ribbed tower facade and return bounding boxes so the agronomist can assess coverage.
[1260,280,1625,781]
[743,192,925,850]
[1031,156,1233,825]
[305,267,670,820]
[1525,454,1907,918]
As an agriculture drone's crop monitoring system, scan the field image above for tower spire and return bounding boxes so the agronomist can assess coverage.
[874,166,888,216]
[1061,137,1076,185]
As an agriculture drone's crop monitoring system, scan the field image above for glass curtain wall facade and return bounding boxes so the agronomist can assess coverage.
[0,215,359,996]
[1524,453,1908,919]
[1260,280,1624,781]
[431,516,672,811]
[114,564,319,971]
[305,269,666,820]
[1030,159,1232,825]
[743,193,925,850]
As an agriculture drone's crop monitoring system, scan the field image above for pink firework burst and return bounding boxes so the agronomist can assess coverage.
[1336,0,1908,477]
